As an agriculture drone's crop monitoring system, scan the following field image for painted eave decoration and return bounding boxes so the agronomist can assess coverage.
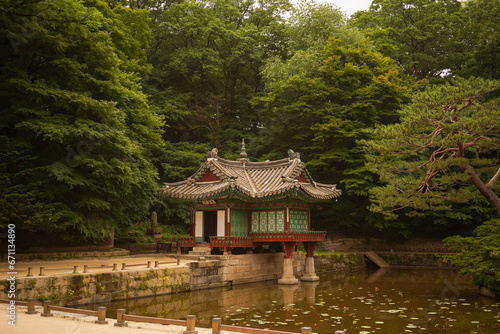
[158,142,341,202]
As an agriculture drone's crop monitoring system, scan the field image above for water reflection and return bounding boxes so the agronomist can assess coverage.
[90,269,500,334]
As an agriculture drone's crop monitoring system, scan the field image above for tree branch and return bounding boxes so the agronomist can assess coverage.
[462,136,491,149]
[486,166,500,189]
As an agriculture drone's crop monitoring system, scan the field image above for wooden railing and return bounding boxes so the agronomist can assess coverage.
[209,236,254,248]
[179,232,326,250]
[250,231,326,243]
[177,236,196,248]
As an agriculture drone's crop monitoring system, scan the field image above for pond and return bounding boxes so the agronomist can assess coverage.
[88,269,500,334]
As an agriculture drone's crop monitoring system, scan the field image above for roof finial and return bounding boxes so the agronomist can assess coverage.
[207,148,218,159]
[288,149,300,160]
[239,139,248,161]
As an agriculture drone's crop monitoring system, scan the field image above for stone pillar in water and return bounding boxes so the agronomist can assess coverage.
[301,242,319,281]
[278,242,299,285]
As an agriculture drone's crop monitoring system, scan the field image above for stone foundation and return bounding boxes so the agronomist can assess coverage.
[0,266,191,306]
[0,252,306,305]
[320,235,447,253]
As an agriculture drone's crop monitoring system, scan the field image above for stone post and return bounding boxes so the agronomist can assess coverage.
[183,315,198,334]
[212,317,221,334]
[278,242,298,285]
[26,299,37,315]
[95,306,108,324]
[39,267,44,276]
[301,327,312,334]
[114,309,128,327]
[151,211,158,228]
[147,211,162,240]
[301,242,319,282]
[41,301,53,317]
[27,267,33,277]
[84,265,88,273]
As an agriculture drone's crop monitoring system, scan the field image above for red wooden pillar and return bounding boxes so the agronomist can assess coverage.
[225,207,231,237]
[285,207,290,232]
[307,208,311,231]
[190,207,195,237]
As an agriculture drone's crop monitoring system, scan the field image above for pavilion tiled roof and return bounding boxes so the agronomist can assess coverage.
[159,145,341,202]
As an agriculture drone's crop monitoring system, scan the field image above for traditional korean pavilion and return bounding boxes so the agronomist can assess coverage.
[159,141,341,284]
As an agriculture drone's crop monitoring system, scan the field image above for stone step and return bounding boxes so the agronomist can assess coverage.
[189,246,212,256]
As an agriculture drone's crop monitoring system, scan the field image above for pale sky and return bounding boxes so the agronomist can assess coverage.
[324,0,373,16]
[295,0,373,16]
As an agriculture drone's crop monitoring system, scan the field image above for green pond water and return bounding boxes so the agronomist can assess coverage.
[87,269,500,334]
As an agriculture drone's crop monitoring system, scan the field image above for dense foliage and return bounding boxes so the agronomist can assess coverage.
[0,0,164,242]
[444,219,500,294]
[1,0,499,244]
[362,77,500,232]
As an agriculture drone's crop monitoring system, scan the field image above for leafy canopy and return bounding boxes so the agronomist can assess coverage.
[352,0,466,80]
[444,219,500,294]
[363,77,500,225]
[0,0,164,242]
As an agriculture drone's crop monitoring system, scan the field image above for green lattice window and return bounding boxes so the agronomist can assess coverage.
[251,211,285,232]
[230,210,248,236]
[290,210,308,231]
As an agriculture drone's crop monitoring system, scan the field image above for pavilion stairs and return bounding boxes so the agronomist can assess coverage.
[188,245,212,257]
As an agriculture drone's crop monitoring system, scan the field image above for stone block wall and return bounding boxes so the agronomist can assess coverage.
[0,266,191,306]
[314,253,365,272]
[376,252,455,268]
[0,251,353,306]
[189,252,306,289]
[320,234,448,253]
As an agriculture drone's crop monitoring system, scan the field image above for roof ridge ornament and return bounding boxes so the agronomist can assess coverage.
[207,148,218,160]
[288,149,300,160]
[238,139,249,162]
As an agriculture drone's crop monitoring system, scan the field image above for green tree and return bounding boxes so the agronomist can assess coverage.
[147,0,291,154]
[444,219,500,294]
[352,0,466,80]
[261,0,362,85]
[456,0,500,80]
[0,0,164,242]
[363,78,500,226]
[256,37,410,231]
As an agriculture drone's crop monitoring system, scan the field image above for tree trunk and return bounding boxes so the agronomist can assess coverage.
[463,164,500,218]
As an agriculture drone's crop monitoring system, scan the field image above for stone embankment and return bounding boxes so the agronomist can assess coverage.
[0,251,365,306]
[320,234,447,253]
[0,246,455,306]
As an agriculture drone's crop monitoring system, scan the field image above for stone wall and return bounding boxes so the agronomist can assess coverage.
[376,252,455,268]
[314,253,365,272]
[0,252,308,305]
[320,234,448,253]
[1,266,191,306]
[189,252,305,290]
